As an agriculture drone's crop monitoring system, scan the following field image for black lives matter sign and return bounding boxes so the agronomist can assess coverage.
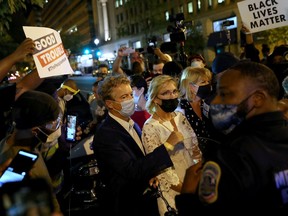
[238,0,288,33]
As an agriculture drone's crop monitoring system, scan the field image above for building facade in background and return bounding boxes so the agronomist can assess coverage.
[28,0,243,68]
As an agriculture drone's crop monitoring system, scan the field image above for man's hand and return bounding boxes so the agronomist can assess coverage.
[12,38,35,62]
[75,125,83,141]
[117,47,130,58]
[149,177,159,189]
[0,159,12,176]
[181,162,203,194]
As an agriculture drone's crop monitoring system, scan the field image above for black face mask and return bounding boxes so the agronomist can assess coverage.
[197,84,212,99]
[159,98,179,113]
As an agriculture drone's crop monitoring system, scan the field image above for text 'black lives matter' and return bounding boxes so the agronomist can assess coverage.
[247,0,286,29]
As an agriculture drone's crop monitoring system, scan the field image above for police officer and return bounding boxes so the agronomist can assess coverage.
[175,61,288,211]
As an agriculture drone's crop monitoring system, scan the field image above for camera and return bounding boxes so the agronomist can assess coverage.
[147,36,157,54]
[167,13,186,43]
[222,20,235,27]
[166,13,188,67]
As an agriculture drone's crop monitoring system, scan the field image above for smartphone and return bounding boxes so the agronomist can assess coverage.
[66,114,77,142]
[0,150,38,187]
[0,178,54,216]
[123,47,135,55]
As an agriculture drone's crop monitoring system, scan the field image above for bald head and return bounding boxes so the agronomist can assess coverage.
[63,79,78,91]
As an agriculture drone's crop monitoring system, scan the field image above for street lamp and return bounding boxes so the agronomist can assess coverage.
[94,38,100,46]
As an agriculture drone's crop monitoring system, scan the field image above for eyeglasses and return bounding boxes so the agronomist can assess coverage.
[44,112,62,131]
[159,89,179,97]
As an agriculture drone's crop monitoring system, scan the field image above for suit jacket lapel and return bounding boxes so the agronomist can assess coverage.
[106,116,144,156]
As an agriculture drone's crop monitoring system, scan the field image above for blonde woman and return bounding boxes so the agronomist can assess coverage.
[178,66,220,156]
[142,75,201,216]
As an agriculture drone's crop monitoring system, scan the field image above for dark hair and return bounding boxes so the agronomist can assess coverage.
[212,52,240,74]
[228,61,279,99]
[153,59,165,65]
[129,74,148,94]
[162,61,183,77]
[13,90,59,129]
[267,45,288,65]
[261,44,270,54]
[131,61,143,75]
[188,54,205,64]
[98,63,108,69]
[100,74,130,101]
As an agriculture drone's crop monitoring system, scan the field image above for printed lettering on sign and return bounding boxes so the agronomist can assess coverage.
[237,0,288,33]
[23,26,73,78]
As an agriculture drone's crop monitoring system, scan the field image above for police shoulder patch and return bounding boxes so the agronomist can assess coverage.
[198,161,221,204]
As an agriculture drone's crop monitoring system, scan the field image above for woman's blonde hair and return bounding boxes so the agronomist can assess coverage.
[179,67,212,101]
[146,75,178,114]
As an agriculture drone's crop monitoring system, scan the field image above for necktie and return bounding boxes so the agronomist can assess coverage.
[129,122,145,155]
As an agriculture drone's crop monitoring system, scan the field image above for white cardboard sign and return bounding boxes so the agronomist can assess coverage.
[23,26,73,78]
[237,0,288,33]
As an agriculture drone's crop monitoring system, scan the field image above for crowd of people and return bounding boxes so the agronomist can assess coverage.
[0,25,288,216]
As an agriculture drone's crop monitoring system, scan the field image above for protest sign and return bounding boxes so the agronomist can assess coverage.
[237,0,288,33]
[23,26,74,78]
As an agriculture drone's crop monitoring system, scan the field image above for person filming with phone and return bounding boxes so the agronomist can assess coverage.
[112,47,147,76]
[0,90,63,214]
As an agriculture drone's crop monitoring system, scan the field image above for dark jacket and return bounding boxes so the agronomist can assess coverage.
[66,91,92,125]
[176,112,288,212]
[92,115,173,216]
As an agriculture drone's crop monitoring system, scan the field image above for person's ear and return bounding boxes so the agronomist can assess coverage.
[105,100,114,109]
[153,97,161,106]
[252,90,266,107]
[139,87,145,95]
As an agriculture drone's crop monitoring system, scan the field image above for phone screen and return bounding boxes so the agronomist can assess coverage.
[66,114,77,142]
[0,150,38,187]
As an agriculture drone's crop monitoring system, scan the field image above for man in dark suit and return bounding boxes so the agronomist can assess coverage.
[92,74,184,216]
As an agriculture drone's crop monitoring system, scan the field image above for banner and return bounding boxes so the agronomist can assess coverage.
[23,26,74,78]
[237,0,288,33]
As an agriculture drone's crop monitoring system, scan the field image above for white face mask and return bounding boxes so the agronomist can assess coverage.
[35,127,62,144]
[46,127,62,143]
[115,98,135,117]
[191,60,204,68]
[63,94,73,101]
[133,91,142,105]
[133,95,140,105]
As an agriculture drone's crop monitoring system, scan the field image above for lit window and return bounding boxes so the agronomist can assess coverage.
[208,0,212,6]
[188,2,193,14]
[179,5,183,13]
[165,11,169,21]
[119,0,123,6]
[218,0,225,3]
[197,0,201,10]
[115,0,119,8]
[68,26,78,34]
[133,41,141,49]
